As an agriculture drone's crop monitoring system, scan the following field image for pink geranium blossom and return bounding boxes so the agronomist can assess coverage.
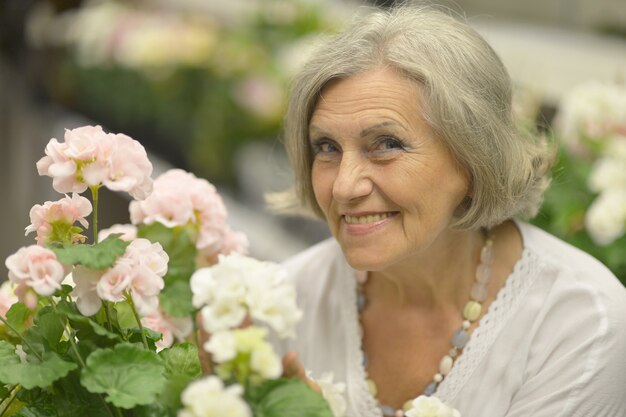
[37,125,154,200]
[141,308,193,351]
[25,193,92,245]
[98,223,138,242]
[5,245,69,297]
[72,238,167,316]
[129,169,248,262]
[0,281,18,319]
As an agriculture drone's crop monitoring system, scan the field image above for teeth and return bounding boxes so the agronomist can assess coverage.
[344,213,392,224]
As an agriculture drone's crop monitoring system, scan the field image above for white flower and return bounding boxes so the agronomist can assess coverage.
[405,396,461,417]
[246,281,302,338]
[178,376,251,417]
[204,330,237,363]
[190,253,302,338]
[554,81,626,153]
[310,372,347,417]
[199,297,247,334]
[585,189,626,245]
[588,137,626,193]
[250,343,281,379]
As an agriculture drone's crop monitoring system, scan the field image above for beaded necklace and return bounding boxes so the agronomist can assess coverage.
[355,232,494,417]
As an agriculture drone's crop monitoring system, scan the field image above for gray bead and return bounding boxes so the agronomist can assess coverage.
[380,405,396,416]
[423,382,438,396]
[357,292,366,312]
[452,329,470,349]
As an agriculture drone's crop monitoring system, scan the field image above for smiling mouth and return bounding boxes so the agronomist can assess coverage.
[343,212,397,224]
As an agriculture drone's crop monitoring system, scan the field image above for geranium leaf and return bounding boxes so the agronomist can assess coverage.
[33,307,65,351]
[137,223,197,281]
[251,378,334,417]
[157,343,202,409]
[159,280,194,318]
[0,342,77,389]
[51,235,130,270]
[57,300,121,345]
[80,343,165,408]
[6,303,32,334]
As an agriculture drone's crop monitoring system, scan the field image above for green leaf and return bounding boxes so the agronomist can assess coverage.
[159,280,195,318]
[157,343,202,410]
[0,341,77,389]
[51,235,130,270]
[6,303,33,334]
[249,378,334,417]
[33,307,65,351]
[137,223,197,281]
[56,301,121,346]
[81,343,166,408]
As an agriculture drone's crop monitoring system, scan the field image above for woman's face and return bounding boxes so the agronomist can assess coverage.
[309,67,471,271]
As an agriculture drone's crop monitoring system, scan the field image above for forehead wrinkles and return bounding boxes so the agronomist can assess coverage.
[311,85,422,133]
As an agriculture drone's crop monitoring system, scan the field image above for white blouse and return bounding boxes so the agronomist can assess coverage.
[272,221,626,417]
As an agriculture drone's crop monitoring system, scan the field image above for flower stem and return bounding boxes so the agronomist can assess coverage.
[0,315,43,361]
[0,384,21,417]
[124,292,149,350]
[104,301,114,332]
[49,299,86,368]
[90,186,100,244]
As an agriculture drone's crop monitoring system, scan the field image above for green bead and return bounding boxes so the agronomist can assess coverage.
[463,300,482,321]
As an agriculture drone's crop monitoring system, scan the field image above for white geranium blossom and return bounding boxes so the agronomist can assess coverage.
[554,81,626,153]
[199,298,247,334]
[190,253,302,338]
[405,396,461,417]
[585,189,626,245]
[250,343,282,379]
[309,372,347,417]
[178,376,251,417]
[204,330,237,363]
[588,137,626,193]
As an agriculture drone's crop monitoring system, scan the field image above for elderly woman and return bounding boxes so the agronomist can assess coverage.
[272,4,626,417]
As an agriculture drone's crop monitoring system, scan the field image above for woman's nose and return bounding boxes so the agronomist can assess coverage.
[332,151,373,203]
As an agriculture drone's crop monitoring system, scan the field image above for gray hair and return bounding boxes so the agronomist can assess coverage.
[279,3,555,229]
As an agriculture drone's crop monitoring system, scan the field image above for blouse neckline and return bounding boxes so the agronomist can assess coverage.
[341,221,543,415]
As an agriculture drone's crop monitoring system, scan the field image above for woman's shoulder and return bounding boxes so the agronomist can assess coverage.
[515,220,626,338]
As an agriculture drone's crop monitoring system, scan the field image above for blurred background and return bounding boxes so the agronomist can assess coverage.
[1,0,625,285]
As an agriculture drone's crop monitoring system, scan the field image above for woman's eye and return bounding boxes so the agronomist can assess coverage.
[312,139,340,156]
[373,137,406,153]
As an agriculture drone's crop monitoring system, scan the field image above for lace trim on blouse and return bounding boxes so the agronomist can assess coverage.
[341,244,544,416]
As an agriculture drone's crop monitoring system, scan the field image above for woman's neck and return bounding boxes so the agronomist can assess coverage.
[366,228,486,310]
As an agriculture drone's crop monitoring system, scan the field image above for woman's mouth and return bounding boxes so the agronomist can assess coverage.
[344,212,395,224]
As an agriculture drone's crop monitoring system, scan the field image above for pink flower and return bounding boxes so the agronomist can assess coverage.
[100,134,154,199]
[98,224,137,242]
[5,245,68,297]
[141,308,193,351]
[25,193,92,245]
[0,281,18,319]
[92,238,167,315]
[130,169,248,263]
[36,138,83,193]
[97,262,134,303]
[72,266,104,316]
[37,125,154,200]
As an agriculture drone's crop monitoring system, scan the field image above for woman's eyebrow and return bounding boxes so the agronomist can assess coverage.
[360,121,398,137]
[308,125,331,138]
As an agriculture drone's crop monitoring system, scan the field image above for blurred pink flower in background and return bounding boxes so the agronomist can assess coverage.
[141,308,194,351]
[0,281,18,319]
